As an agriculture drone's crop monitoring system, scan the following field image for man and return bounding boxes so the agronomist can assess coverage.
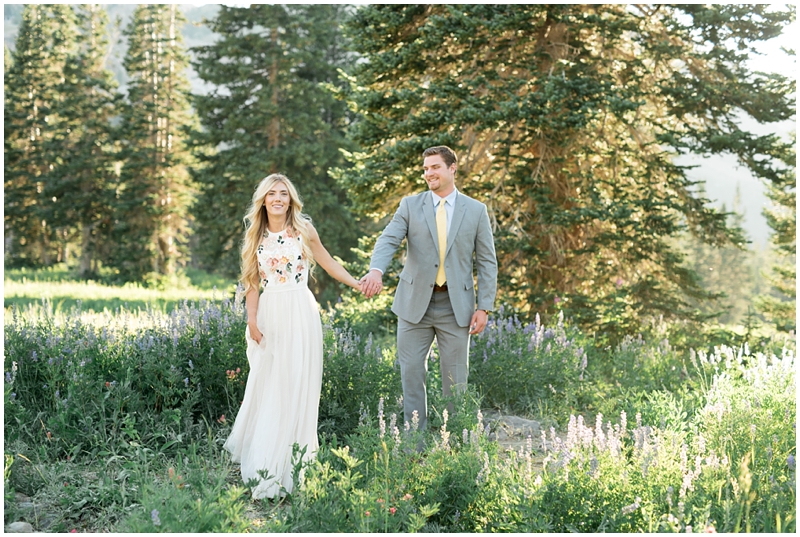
[361,145,498,432]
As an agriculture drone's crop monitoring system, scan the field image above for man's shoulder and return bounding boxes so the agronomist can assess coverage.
[400,191,430,206]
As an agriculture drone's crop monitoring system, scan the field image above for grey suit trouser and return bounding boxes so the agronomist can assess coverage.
[397,289,470,432]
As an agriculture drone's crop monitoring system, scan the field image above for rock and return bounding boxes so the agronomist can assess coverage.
[16,502,44,518]
[6,521,34,533]
[39,514,58,530]
[499,415,541,438]
[482,411,541,440]
[15,493,31,503]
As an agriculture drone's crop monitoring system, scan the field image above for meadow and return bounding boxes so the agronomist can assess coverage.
[3,268,796,532]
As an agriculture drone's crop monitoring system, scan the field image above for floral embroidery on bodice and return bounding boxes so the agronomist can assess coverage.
[257,228,308,289]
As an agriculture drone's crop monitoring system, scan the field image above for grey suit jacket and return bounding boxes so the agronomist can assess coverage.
[370,190,498,328]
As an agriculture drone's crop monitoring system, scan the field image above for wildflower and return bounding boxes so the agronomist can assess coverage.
[70,530,78,533]
[620,496,641,515]
[151,509,161,526]
[365,511,370,517]
[453,509,460,522]
[402,493,413,501]
[703,525,717,533]
[184,378,189,387]
[46,431,52,440]
[105,381,110,388]
[4,372,12,384]
[554,296,561,304]
[377,498,384,504]
[788,454,795,471]
[218,414,226,424]
[188,360,194,370]
[10,393,16,400]
[378,397,386,438]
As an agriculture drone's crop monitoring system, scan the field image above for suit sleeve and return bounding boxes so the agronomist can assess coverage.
[475,204,498,312]
[370,197,410,274]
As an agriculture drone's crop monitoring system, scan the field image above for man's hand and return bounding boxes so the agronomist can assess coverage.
[360,269,383,298]
[469,309,489,335]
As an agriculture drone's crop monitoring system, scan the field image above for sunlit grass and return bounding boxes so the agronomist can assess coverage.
[3,264,237,313]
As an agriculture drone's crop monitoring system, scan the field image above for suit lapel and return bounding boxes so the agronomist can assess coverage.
[421,192,441,252]
[445,193,467,258]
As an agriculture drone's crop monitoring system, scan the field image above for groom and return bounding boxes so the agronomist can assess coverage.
[360,145,498,432]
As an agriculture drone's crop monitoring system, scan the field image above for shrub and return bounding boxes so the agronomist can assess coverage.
[469,307,589,420]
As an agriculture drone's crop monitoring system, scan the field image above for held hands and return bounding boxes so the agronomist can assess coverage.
[469,309,489,335]
[359,269,383,298]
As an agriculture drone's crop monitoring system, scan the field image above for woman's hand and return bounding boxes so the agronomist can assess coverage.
[249,321,263,344]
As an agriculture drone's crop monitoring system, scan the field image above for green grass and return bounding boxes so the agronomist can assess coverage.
[4,265,237,313]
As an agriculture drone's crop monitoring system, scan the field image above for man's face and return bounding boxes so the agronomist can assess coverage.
[423,154,456,195]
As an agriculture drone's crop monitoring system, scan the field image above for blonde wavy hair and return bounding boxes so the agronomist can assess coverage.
[240,174,315,294]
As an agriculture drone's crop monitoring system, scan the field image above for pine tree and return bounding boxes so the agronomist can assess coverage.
[189,4,359,302]
[4,5,79,267]
[340,5,795,337]
[112,4,196,281]
[46,4,120,277]
[679,187,762,325]
[757,134,796,332]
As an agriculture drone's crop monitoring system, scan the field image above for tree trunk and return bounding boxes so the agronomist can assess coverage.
[79,223,93,276]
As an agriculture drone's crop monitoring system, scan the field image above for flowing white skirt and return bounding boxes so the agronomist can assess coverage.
[223,284,323,499]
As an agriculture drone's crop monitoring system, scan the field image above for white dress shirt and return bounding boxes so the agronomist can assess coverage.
[431,188,458,234]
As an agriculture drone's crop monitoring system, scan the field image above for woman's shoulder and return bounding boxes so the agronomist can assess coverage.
[293,220,318,242]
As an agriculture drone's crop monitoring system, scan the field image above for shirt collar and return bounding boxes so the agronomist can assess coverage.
[431,188,458,207]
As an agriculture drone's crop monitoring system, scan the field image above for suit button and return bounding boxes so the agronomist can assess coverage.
[434,264,438,267]
[430,284,433,288]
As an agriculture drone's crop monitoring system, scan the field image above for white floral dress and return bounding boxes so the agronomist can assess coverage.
[223,227,322,499]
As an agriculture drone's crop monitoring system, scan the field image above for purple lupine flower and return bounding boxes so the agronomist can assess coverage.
[184,378,189,388]
[789,454,795,471]
[4,372,12,384]
[151,509,161,526]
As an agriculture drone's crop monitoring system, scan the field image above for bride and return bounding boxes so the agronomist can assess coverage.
[223,173,362,499]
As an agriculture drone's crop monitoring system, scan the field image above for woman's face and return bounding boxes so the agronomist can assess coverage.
[264,182,291,220]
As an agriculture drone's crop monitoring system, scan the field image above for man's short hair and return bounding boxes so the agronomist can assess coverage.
[423,146,457,168]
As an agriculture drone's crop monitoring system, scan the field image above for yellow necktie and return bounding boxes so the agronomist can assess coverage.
[436,199,447,285]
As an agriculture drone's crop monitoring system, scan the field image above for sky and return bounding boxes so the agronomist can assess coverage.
[683,16,796,248]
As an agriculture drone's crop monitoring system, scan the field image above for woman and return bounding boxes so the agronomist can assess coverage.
[223,173,362,499]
